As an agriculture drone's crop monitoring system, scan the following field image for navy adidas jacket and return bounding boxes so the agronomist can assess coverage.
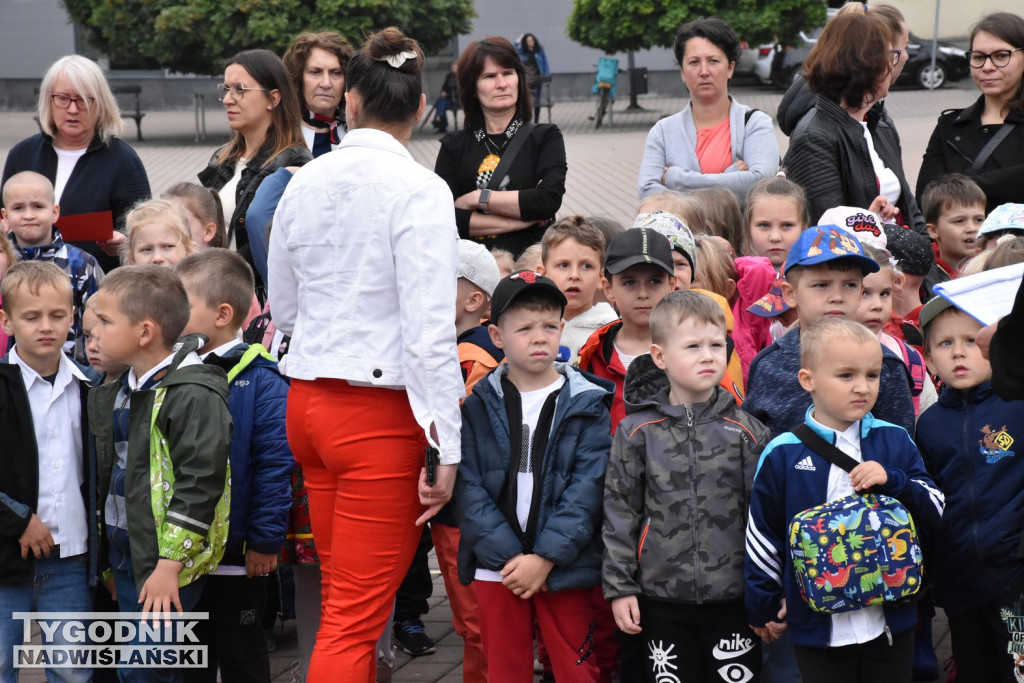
[744,409,945,647]
[916,381,1024,614]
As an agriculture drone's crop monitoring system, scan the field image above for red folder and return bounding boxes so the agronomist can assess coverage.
[58,210,115,242]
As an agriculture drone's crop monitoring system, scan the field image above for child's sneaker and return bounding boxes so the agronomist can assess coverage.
[393,618,435,657]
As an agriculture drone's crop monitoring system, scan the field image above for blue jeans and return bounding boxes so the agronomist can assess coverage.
[0,554,92,683]
[112,568,207,683]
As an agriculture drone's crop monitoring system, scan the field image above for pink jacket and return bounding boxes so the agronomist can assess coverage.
[731,256,777,382]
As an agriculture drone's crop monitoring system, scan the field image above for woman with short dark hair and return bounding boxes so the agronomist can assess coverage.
[637,16,779,204]
[917,12,1024,213]
[434,36,567,257]
[783,7,925,231]
[268,27,463,681]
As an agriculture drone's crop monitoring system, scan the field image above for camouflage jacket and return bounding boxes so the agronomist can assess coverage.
[602,354,769,604]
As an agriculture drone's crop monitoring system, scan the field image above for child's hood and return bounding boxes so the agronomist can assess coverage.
[624,352,739,421]
[10,227,63,260]
[160,333,230,402]
[623,353,670,412]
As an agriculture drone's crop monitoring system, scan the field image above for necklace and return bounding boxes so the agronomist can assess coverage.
[483,134,509,156]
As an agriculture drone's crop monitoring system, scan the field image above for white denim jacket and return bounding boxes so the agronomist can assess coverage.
[268,128,463,464]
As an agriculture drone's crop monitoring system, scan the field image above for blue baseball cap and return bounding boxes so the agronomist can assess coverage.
[783,224,880,277]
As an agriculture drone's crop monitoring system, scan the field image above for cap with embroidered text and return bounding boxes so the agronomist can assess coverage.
[605,227,675,276]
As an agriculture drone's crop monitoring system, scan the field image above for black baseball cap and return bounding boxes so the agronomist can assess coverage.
[489,270,567,324]
[605,228,675,276]
[883,223,934,276]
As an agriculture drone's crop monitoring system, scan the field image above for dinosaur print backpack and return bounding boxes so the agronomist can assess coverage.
[787,425,924,614]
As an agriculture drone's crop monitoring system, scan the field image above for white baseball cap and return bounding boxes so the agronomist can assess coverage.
[457,239,501,296]
[820,206,888,250]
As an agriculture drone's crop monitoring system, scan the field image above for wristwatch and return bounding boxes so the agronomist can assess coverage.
[479,188,491,211]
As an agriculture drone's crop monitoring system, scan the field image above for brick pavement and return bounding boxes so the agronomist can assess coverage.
[0,83,968,681]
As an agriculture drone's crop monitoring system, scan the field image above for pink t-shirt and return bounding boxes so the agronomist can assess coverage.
[696,117,733,174]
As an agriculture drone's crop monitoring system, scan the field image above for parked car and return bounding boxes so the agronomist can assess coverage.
[737,41,778,82]
[901,34,969,89]
[753,44,775,85]
[768,12,967,90]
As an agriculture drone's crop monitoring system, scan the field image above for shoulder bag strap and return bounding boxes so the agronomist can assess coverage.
[487,122,537,190]
[792,423,861,473]
[971,122,1018,171]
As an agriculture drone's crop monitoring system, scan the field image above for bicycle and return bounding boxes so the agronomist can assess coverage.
[591,57,620,129]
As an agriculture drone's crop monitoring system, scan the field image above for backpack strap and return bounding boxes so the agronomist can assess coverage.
[971,122,1018,171]
[792,423,861,473]
[487,123,537,191]
[897,338,926,397]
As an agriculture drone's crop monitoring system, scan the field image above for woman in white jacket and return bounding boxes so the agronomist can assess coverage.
[268,27,464,682]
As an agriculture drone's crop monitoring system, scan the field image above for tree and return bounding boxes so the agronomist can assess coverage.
[567,0,827,56]
[61,0,474,74]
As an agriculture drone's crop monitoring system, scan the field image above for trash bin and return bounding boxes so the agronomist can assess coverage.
[630,67,649,96]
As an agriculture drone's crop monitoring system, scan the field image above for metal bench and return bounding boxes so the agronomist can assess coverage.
[33,84,146,141]
[532,74,554,124]
[111,84,145,141]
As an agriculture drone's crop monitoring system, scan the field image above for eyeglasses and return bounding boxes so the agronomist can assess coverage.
[215,83,270,102]
[51,94,95,109]
[966,48,1024,68]
[890,49,902,66]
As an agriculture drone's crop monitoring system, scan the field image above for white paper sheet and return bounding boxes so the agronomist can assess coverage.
[933,262,1024,326]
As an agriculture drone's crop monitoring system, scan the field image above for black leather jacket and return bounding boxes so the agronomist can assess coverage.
[198,142,311,252]
[783,95,926,234]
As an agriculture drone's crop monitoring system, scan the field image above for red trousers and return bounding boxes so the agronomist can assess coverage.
[430,523,487,682]
[286,379,425,683]
[475,581,600,683]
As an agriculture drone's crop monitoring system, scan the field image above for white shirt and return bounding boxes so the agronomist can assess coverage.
[218,159,246,242]
[808,411,886,647]
[476,375,565,582]
[127,351,176,391]
[613,344,638,372]
[53,147,88,204]
[200,339,242,362]
[10,347,89,557]
[269,128,464,464]
[859,122,901,205]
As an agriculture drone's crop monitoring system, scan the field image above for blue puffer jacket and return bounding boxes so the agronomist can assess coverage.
[206,343,294,564]
[916,381,1024,615]
[455,364,613,590]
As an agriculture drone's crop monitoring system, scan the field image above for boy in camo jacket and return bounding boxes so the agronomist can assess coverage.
[602,291,769,682]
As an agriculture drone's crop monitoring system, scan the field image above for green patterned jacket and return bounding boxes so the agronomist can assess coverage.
[89,334,232,592]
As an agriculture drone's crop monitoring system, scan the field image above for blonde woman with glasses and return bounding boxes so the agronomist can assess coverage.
[2,55,151,272]
[918,12,1024,214]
